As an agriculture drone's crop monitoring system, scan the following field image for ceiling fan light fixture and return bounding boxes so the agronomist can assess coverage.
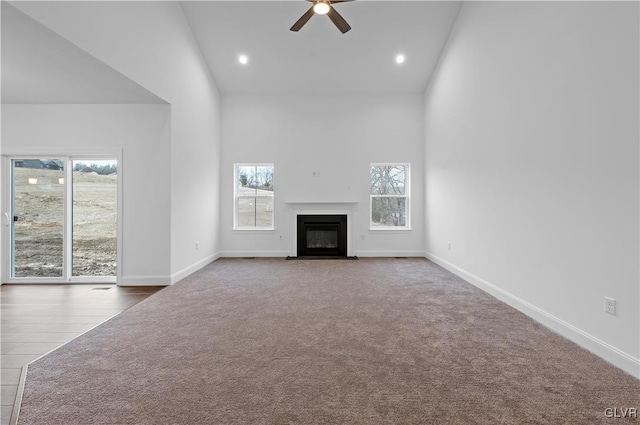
[313,0,331,15]
[290,0,354,33]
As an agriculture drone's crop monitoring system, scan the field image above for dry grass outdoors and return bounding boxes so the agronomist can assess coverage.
[236,186,274,228]
[13,167,117,278]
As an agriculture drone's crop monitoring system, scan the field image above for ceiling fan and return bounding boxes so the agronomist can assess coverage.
[290,0,356,34]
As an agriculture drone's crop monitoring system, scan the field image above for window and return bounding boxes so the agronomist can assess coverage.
[234,164,274,229]
[370,163,410,229]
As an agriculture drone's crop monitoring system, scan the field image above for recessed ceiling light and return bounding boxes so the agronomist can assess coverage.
[238,54,249,65]
[395,54,406,64]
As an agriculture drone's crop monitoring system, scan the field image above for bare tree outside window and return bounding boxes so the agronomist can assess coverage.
[370,164,410,228]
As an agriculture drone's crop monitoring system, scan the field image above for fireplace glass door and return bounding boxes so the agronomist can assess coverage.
[306,226,339,249]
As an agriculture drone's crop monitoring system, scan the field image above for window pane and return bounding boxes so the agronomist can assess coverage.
[12,159,64,277]
[371,197,406,227]
[237,166,257,194]
[255,197,274,227]
[256,166,274,193]
[72,160,117,277]
[237,197,257,227]
[370,165,406,195]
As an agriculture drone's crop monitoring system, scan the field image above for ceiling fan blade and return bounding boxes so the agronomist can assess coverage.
[330,0,357,3]
[327,5,351,33]
[290,6,315,32]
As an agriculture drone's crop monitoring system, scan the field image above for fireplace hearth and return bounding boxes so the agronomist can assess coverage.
[295,214,347,258]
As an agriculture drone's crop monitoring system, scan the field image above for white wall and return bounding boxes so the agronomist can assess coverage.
[423,1,639,377]
[12,1,223,282]
[221,94,425,257]
[2,104,172,284]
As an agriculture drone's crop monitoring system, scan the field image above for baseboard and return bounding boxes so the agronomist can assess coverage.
[118,275,171,286]
[220,251,290,258]
[119,254,221,286]
[170,253,220,285]
[424,251,640,379]
[219,250,429,259]
[355,250,427,258]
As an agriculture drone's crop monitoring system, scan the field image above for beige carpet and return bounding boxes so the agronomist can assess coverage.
[17,258,639,424]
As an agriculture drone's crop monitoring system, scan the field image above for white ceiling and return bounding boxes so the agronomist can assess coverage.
[1,1,462,102]
[1,2,166,104]
[181,1,462,94]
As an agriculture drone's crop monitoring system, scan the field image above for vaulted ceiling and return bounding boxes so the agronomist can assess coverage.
[181,1,462,94]
[1,1,462,102]
[1,2,166,104]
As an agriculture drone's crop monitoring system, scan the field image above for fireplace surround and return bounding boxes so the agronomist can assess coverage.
[285,201,358,258]
[296,214,347,258]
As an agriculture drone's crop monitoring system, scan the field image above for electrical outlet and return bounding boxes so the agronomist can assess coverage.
[195,242,199,250]
[447,241,451,250]
[605,297,616,315]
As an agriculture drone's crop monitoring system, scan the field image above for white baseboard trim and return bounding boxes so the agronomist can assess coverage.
[218,250,430,259]
[424,251,640,379]
[220,251,290,258]
[170,253,220,285]
[119,254,221,286]
[118,275,171,286]
[355,250,427,258]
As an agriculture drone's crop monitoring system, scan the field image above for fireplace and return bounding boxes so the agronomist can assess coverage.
[296,215,347,258]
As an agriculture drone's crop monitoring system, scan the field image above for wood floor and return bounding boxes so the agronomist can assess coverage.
[0,284,164,425]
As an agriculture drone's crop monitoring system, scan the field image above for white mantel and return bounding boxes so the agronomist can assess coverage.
[285,201,359,257]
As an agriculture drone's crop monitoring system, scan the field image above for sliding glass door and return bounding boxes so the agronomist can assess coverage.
[5,157,118,283]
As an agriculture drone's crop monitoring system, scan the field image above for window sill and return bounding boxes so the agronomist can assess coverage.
[232,227,275,232]
[369,227,412,231]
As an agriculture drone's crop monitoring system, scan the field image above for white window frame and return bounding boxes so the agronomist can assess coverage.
[369,163,411,230]
[233,163,275,231]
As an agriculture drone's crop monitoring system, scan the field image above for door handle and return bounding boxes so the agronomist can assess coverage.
[2,213,10,226]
